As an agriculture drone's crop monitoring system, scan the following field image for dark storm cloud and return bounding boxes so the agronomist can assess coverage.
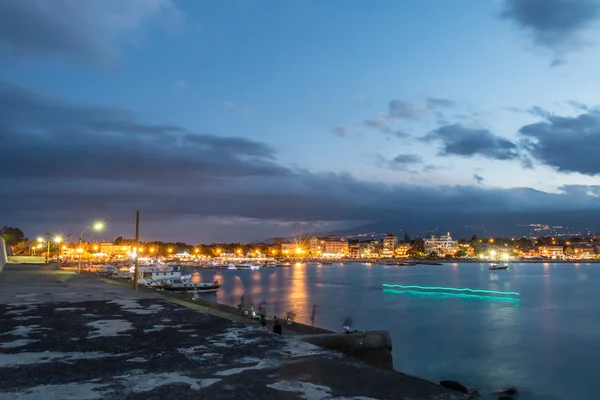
[0,81,288,182]
[425,124,519,160]
[519,111,600,175]
[426,98,455,109]
[0,0,182,63]
[500,0,600,62]
[1,82,599,241]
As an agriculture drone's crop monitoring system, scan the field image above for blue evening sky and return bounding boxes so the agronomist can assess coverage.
[2,0,600,241]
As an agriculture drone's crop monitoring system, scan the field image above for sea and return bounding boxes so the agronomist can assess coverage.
[187,262,599,400]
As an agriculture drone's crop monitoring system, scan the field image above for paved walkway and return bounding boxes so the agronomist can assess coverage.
[0,265,469,400]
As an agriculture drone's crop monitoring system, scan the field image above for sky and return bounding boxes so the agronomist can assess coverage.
[1,0,600,243]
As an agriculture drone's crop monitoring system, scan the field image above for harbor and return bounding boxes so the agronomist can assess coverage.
[0,263,468,400]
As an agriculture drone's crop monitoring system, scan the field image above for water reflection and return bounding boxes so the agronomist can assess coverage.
[186,262,599,400]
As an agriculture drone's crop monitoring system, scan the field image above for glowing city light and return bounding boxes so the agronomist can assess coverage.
[381,284,519,296]
[93,222,104,231]
[383,289,520,303]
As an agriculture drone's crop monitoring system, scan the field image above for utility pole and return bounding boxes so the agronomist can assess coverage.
[133,211,140,291]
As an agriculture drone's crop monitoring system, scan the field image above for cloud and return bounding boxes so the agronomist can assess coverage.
[334,126,349,138]
[388,99,421,119]
[0,81,287,185]
[473,174,484,184]
[0,0,184,65]
[518,111,600,175]
[362,117,411,138]
[2,82,599,242]
[500,0,600,63]
[424,124,520,160]
[426,98,455,109]
[379,154,423,171]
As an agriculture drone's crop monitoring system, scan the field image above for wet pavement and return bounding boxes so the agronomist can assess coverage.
[0,265,469,400]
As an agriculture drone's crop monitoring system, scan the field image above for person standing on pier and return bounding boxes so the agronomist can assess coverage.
[273,318,282,335]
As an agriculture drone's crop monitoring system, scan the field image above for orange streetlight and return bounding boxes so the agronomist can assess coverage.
[150,248,155,253]
[168,248,173,253]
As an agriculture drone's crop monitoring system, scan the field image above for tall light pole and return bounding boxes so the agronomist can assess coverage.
[78,222,104,274]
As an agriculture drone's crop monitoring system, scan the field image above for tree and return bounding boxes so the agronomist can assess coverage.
[470,234,478,242]
[0,226,27,246]
[11,240,30,256]
[428,251,438,258]
[455,249,467,257]
[403,233,410,243]
[114,237,124,244]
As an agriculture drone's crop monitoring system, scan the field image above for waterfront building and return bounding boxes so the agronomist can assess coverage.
[306,236,322,256]
[349,244,361,258]
[394,243,411,258]
[423,233,457,256]
[280,242,295,255]
[322,235,348,256]
[538,246,564,259]
[382,234,398,258]
[100,243,133,259]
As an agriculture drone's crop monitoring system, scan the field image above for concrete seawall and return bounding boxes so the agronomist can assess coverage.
[0,236,7,271]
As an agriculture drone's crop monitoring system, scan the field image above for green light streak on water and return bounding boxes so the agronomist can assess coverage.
[382,284,519,296]
[383,288,520,303]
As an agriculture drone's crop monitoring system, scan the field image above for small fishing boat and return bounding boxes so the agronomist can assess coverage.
[489,263,509,270]
[161,279,221,293]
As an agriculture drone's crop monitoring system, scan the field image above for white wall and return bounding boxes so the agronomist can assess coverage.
[0,236,7,272]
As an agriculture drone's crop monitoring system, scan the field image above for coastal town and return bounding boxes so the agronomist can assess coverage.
[3,226,600,263]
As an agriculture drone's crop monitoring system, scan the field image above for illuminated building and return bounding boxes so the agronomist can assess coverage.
[100,243,133,259]
[322,236,348,256]
[394,243,411,258]
[538,246,564,259]
[382,234,398,258]
[423,233,457,256]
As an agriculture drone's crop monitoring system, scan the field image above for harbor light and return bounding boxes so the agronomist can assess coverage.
[490,250,497,257]
[54,236,62,243]
[93,222,104,231]
[168,248,173,253]
[295,247,302,254]
[501,253,510,261]
[150,248,155,253]
[37,237,44,243]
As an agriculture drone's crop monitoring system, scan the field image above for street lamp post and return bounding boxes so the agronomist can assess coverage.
[78,222,104,274]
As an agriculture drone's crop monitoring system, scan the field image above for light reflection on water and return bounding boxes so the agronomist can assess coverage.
[188,263,599,400]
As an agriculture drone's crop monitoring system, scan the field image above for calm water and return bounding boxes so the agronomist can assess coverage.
[188,263,600,399]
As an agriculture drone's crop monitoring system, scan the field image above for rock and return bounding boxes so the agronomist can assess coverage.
[495,387,519,397]
[439,380,469,394]
[497,397,513,400]
[468,388,481,398]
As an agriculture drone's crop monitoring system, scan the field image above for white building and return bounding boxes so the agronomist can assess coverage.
[382,234,398,258]
[424,233,457,256]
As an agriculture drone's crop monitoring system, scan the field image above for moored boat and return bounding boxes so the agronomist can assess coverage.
[161,279,221,293]
[489,263,509,270]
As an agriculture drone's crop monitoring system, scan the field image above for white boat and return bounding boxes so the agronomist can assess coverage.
[227,263,236,270]
[236,263,253,269]
[139,270,184,286]
[161,279,221,293]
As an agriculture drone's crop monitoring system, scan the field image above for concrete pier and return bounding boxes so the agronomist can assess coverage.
[0,265,471,400]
